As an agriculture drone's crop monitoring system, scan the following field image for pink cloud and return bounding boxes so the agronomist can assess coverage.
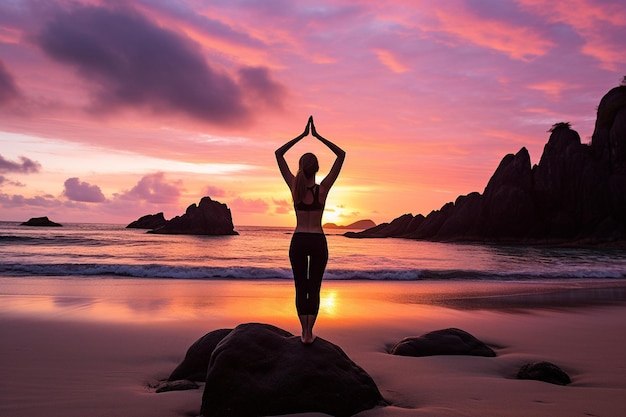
[373,49,409,73]
[427,4,554,61]
[518,0,626,70]
[119,172,182,204]
[204,185,227,198]
[528,80,570,100]
[273,199,292,214]
[138,1,271,67]
[228,197,269,214]
[63,177,106,203]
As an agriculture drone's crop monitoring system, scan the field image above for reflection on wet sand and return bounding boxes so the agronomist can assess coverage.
[2,277,626,325]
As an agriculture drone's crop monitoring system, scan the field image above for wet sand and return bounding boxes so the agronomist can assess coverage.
[1,277,625,417]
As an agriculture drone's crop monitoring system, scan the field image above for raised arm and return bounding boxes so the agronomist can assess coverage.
[311,118,345,190]
[275,117,311,187]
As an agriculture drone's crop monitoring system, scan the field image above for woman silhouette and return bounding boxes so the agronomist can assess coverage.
[275,116,345,344]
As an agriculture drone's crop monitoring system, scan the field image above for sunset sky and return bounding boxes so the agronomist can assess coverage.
[1,0,624,227]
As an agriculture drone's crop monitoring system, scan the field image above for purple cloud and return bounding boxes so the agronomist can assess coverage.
[0,193,60,208]
[0,175,25,187]
[34,4,285,125]
[204,185,227,198]
[0,154,41,174]
[0,60,19,105]
[120,172,181,204]
[238,67,286,110]
[63,178,106,203]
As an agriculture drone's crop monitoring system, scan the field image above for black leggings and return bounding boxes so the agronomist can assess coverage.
[289,233,328,315]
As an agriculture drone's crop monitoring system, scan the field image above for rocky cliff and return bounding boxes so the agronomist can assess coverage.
[347,85,626,245]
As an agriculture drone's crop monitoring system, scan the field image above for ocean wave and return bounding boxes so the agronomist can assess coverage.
[0,262,624,281]
[0,234,106,246]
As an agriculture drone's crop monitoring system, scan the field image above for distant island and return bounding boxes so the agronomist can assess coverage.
[323,219,376,230]
[20,216,62,227]
[127,197,238,235]
[347,82,626,246]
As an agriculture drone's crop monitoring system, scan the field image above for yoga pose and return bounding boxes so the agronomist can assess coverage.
[275,116,345,344]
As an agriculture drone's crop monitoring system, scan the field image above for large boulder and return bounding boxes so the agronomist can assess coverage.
[200,323,386,417]
[168,328,232,382]
[150,197,238,235]
[389,328,496,357]
[126,212,167,229]
[20,216,62,227]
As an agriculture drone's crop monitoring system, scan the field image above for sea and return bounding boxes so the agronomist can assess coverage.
[1,221,625,282]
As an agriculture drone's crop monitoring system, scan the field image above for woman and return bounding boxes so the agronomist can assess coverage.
[275,116,346,344]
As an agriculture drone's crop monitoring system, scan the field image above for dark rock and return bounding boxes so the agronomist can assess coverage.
[150,197,238,235]
[407,202,454,239]
[324,219,376,230]
[348,85,626,246]
[517,361,571,385]
[20,216,62,227]
[155,379,199,393]
[436,192,483,239]
[168,328,232,381]
[201,323,385,417]
[345,213,415,238]
[126,212,167,229]
[389,328,496,357]
[479,147,535,237]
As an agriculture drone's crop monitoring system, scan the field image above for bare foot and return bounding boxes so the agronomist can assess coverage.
[301,333,317,345]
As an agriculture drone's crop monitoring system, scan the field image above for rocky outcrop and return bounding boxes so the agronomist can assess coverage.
[20,216,62,227]
[148,197,237,235]
[347,85,626,245]
[389,328,496,357]
[126,212,167,229]
[181,323,387,417]
[323,219,376,230]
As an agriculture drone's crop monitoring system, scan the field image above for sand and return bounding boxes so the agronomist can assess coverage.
[1,277,625,417]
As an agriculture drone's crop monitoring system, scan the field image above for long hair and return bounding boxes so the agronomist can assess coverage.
[292,153,319,204]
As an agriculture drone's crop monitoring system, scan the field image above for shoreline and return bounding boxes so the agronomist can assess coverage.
[2,276,626,320]
[1,278,626,416]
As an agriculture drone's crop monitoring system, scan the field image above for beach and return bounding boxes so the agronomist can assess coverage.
[1,277,625,417]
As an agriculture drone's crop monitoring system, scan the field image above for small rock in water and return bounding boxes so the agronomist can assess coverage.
[20,216,62,227]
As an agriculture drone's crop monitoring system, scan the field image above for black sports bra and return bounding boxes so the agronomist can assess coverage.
[294,185,324,211]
